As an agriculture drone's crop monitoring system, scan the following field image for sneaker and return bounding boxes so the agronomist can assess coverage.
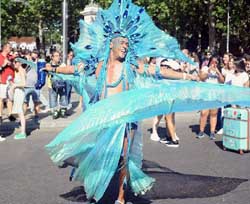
[217,128,223,135]
[114,200,124,204]
[52,110,60,119]
[159,138,170,144]
[40,108,50,113]
[14,133,27,140]
[166,140,179,148]
[150,132,160,142]
[196,131,205,139]
[175,133,180,141]
[8,114,16,121]
[67,103,72,110]
[0,136,6,142]
[60,108,67,118]
[209,132,216,140]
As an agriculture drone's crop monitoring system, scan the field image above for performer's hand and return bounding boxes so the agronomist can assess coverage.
[40,63,52,72]
[187,74,199,81]
[77,62,85,73]
[192,75,200,81]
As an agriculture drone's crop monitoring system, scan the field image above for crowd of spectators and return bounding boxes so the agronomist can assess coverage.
[150,49,250,146]
[0,42,78,141]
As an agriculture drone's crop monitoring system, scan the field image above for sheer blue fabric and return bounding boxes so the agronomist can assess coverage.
[45,0,250,202]
[46,76,250,201]
[51,72,96,109]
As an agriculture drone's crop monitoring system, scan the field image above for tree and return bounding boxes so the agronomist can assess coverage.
[1,0,249,55]
[1,0,88,50]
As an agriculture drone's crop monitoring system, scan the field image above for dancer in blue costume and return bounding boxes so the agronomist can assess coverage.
[45,0,250,203]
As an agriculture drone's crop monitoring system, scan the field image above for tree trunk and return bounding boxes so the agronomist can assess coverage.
[208,1,216,53]
[38,19,43,52]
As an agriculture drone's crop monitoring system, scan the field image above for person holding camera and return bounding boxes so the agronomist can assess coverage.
[0,43,15,139]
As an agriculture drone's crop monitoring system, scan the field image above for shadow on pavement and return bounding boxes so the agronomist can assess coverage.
[215,141,250,155]
[66,101,80,116]
[0,117,41,138]
[60,160,247,203]
[214,141,224,150]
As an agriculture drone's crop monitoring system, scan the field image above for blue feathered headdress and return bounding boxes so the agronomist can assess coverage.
[71,0,192,72]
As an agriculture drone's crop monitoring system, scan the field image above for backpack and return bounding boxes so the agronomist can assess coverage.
[52,79,66,93]
[50,64,66,92]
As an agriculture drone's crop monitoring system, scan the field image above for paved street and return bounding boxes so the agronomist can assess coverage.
[0,97,249,204]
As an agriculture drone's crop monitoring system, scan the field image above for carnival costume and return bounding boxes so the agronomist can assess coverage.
[46,0,250,202]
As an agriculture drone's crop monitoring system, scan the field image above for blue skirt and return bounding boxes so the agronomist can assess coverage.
[46,78,250,201]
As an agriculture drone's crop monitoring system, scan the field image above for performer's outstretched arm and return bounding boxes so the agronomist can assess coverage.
[136,60,199,81]
[41,63,84,74]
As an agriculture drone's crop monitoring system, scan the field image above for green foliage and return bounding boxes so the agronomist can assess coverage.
[1,0,249,54]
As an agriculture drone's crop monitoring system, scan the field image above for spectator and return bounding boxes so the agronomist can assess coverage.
[180,49,199,75]
[47,51,68,119]
[190,52,200,74]
[0,43,15,126]
[219,59,250,134]
[244,54,250,82]
[180,49,190,73]
[221,53,234,78]
[10,58,27,139]
[150,59,180,147]
[201,50,212,67]
[197,56,224,140]
[225,59,249,87]
[216,53,234,134]
[23,50,40,123]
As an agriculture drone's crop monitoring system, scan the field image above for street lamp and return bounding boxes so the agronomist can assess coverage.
[62,0,68,64]
[0,0,2,48]
[226,0,230,53]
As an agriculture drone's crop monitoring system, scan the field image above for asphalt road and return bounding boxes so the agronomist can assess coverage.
[0,110,249,204]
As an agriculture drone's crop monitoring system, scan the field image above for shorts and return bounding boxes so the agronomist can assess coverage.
[0,84,8,99]
[24,87,40,104]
